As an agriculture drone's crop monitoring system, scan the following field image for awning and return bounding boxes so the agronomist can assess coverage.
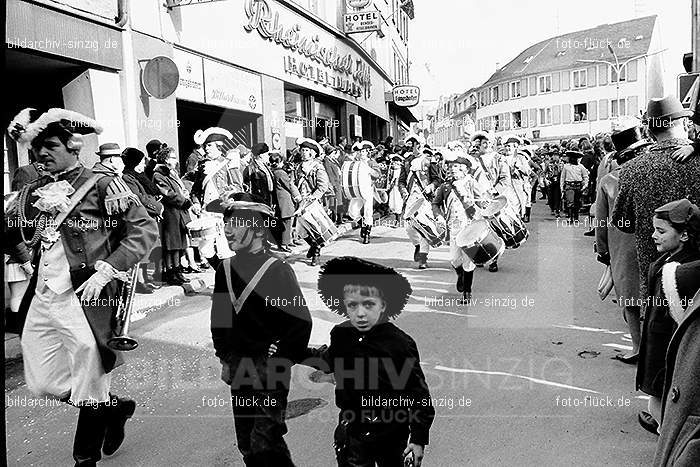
[389,102,419,124]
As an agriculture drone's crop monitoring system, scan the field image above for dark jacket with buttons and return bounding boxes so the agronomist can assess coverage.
[654,264,700,466]
[637,247,700,397]
[308,321,435,445]
[4,166,158,373]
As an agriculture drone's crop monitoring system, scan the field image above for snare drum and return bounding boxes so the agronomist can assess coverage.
[297,200,339,246]
[403,197,446,247]
[187,215,224,247]
[456,220,505,266]
[342,161,373,200]
[481,196,528,249]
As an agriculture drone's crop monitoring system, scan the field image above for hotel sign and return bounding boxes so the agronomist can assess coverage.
[392,85,420,107]
[344,11,381,34]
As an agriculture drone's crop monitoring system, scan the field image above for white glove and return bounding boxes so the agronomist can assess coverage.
[20,261,34,276]
[215,234,233,259]
[75,260,116,303]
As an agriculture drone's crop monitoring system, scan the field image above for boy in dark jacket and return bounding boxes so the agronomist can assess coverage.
[301,257,435,466]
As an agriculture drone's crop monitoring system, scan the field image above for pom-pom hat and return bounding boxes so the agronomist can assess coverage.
[317,256,412,319]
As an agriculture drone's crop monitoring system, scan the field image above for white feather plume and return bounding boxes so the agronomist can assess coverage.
[7,108,36,141]
[19,108,102,145]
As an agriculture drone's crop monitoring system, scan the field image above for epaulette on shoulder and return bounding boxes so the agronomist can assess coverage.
[100,175,141,215]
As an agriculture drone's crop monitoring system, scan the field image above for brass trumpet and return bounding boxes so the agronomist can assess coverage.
[108,265,139,351]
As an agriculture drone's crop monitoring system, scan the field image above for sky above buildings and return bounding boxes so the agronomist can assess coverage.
[409,0,692,108]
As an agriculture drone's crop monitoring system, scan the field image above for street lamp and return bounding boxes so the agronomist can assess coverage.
[577,47,666,118]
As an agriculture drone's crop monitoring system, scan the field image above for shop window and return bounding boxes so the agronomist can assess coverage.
[573,103,588,122]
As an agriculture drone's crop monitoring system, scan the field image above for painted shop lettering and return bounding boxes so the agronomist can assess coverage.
[244,0,371,96]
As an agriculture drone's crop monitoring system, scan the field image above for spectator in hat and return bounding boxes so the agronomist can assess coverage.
[636,199,700,435]
[152,146,194,286]
[144,139,164,180]
[560,151,589,222]
[612,95,700,300]
[595,122,651,365]
[121,147,165,293]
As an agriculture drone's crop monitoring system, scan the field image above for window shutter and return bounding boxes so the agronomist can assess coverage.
[552,104,561,124]
[499,83,506,101]
[627,60,638,81]
[504,83,510,101]
[529,109,538,127]
[628,96,639,117]
[598,65,608,85]
[521,78,528,96]
[561,71,570,91]
[587,66,597,87]
[552,72,561,92]
[562,104,572,124]
[588,101,598,121]
[598,99,609,119]
[504,113,511,130]
[529,77,537,95]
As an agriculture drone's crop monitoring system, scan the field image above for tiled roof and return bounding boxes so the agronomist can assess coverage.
[482,15,657,86]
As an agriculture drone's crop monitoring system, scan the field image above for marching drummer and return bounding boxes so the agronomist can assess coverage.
[348,140,381,244]
[432,155,487,302]
[399,138,434,269]
[295,138,331,266]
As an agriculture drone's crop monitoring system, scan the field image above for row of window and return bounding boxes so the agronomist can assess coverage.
[479,62,635,106]
[394,51,408,85]
[476,97,635,131]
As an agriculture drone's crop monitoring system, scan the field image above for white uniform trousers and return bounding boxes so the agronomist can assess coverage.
[448,220,476,271]
[347,196,373,226]
[21,284,111,405]
[406,225,430,254]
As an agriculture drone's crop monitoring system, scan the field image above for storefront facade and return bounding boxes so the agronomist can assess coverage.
[131,0,395,157]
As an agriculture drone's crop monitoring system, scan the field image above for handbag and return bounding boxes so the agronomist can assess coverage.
[597,265,614,300]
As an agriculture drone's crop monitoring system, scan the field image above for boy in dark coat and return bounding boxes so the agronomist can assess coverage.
[637,199,700,435]
[303,257,435,466]
[207,192,312,466]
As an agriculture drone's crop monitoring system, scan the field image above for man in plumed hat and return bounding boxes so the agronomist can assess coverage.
[205,192,311,466]
[306,256,434,467]
[348,140,381,244]
[4,108,158,465]
[191,127,244,207]
[612,95,700,299]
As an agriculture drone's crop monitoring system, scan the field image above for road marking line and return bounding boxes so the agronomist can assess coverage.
[432,365,600,394]
[553,324,627,335]
[602,343,634,351]
[406,310,477,317]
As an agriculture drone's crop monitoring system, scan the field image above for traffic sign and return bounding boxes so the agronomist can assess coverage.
[678,73,699,109]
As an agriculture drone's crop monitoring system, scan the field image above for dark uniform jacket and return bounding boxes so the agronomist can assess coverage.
[4,165,158,373]
[309,321,435,445]
[11,163,46,191]
[243,159,276,207]
[654,261,700,466]
[637,247,700,397]
[121,169,163,219]
[210,250,312,388]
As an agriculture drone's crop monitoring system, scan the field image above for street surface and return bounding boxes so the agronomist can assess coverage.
[5,202,658,466]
